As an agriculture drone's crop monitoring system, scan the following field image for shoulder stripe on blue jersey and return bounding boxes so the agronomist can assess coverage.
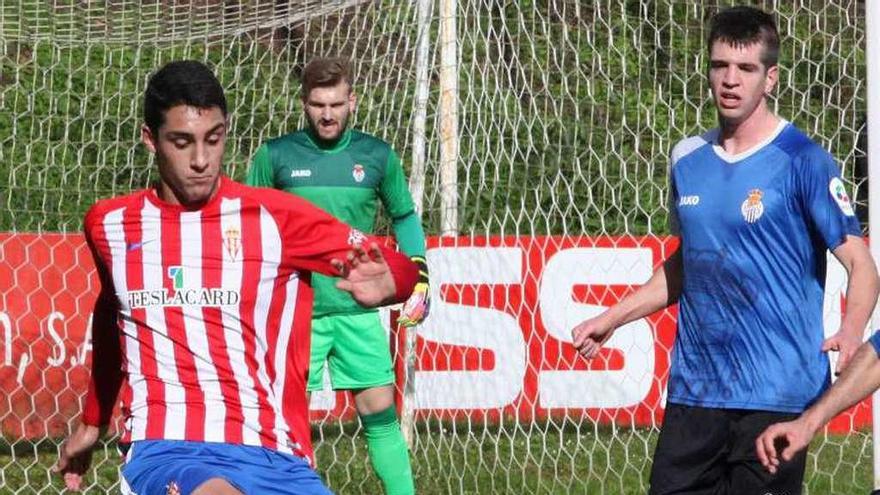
[671,130,716,166]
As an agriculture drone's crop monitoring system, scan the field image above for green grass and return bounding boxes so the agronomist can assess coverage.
[0,425,872,494]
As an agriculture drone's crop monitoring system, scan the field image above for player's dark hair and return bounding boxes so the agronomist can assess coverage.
[144,60,227,134]
[301,57,354,98]
[708,6,779,68]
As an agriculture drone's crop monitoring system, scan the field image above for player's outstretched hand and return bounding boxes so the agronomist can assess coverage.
[755,419,814,474]
[822,330,863,375]
[52,423,100,492]
[334,243,397,307]
[571,314,615,360]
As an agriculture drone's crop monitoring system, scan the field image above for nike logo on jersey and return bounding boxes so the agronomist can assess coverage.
[679,195,700,206]
[126,238,157,251]
[290,169,312,178]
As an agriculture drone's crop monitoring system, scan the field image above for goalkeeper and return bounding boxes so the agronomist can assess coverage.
[246,56,428,495]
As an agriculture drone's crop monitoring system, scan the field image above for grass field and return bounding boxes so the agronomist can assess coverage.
[0,425,872,494]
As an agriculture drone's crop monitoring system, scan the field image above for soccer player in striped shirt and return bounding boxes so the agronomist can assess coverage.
[52,60,419,495]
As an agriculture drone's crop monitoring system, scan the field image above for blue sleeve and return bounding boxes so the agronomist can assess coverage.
[870,331,880,357]
[795,146,861,250]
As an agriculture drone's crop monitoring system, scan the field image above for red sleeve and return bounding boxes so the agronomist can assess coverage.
[382,246,419,303]
[271,192,419,304]
[80,216,125,427]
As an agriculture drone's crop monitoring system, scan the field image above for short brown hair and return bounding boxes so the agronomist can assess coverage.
[708,6,779,68]
[301,57,353,98]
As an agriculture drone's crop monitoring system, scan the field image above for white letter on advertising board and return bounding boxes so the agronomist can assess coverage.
[538,248,655,408]
[414,247,526,409]
[47,311,67,367]
[0,311,11,366]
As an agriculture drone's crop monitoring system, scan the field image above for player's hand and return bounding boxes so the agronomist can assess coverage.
[822,330,863,375]
[398,282,430,327]
[334,243,397,307]
[52,423,100,492]
[398,255,430,327]
[571,314,616,360]
[755,418,815,474]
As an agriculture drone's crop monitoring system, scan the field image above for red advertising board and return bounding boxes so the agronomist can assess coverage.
[0,233,870,438]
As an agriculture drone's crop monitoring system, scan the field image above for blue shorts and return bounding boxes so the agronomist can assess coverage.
[121,440,332,495]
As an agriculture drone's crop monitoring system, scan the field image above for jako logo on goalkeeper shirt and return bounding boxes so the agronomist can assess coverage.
[126,266,241,308]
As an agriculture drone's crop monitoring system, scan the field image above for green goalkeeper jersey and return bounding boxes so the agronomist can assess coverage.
[247,128,426,317]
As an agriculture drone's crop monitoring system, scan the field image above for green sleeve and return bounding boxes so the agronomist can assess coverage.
[245,144,275,187]
[392,212,426,257]
[382,150,426,257]
[380,150,417,219]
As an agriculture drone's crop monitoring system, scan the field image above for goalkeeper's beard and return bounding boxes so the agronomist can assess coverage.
[308,113,350,146]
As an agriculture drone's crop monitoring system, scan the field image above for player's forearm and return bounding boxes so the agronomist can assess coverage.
[800,343,880,433]
[604,248,682,329]
[838,254,880,337]
[81,293,124,426]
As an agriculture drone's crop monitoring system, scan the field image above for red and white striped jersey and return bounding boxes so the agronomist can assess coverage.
[80,176,417,464]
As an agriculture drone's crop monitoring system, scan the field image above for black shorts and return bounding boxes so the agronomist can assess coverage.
[649,403,807,495]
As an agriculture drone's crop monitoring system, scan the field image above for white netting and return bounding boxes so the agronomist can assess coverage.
[0,1,870,493]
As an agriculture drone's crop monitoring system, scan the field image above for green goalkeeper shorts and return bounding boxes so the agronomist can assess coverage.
[306,312,395,392]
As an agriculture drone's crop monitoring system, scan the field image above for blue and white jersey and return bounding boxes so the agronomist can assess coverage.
[667,120,861,413]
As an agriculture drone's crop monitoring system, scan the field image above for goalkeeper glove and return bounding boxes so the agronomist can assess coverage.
[398,255,430,327]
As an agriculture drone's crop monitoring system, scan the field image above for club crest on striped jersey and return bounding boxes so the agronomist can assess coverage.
[741,189,764,223]
[829,177,855,216]
[224,227,241,261]
[352,163,365,183]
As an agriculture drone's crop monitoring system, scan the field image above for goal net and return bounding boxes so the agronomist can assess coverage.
[0,1,869,493]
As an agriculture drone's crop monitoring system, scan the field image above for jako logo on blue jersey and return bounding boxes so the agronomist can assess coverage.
[679,195,700,206]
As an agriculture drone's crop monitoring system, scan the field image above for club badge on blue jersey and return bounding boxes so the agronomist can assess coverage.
[741,189,764,223]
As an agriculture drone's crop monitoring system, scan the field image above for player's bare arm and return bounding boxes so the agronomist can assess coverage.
[756,342,880,474]
[572,247,683,360]
[53,268,122,491]
[824,235,879,373]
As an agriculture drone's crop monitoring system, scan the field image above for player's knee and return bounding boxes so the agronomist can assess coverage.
[353,385,395,415]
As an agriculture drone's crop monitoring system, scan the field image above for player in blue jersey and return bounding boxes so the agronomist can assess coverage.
[571,6,879,494]
[755,330,880,475]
